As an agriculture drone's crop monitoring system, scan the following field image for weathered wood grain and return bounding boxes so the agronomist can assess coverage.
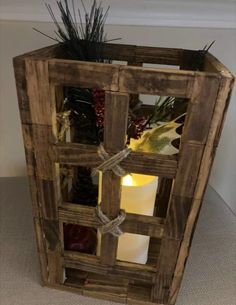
[25,58,63,284]
[103,42,183,65]
[13,57,32,124]
[171,142,204,198]
[152,72,222,303]
[52,142,177,178]
[168,73,234,305]
[100,92,129,266]
[119,66,195,97]
[26,60,56,125]
[33,217,49,283]
[152,238,181,303]
[49,59,119,91]
[64,251,156,284]
[204,53,234,75]
[155,178,173,218]
[147,238,161,266]
[58,203,165,238]
[181,74,221,144]
[135,46,182,65]
[127,284,153,305]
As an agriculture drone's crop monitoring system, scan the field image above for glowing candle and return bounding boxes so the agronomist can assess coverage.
[97,173,158,264]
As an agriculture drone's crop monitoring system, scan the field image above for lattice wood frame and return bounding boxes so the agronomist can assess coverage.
[13,43,234,305]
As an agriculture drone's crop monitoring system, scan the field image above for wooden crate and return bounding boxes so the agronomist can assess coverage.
[13,43,234,305]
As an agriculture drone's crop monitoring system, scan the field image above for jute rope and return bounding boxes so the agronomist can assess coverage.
[95,206,126,237]
[92,144,131,177]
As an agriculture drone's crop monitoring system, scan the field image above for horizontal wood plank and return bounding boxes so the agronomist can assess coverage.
[59,203,165,239]
[52,142,177,178]
[119,66,195,97]
[64,251,156,284]
[103,43,183,65]
[48,59,119,91]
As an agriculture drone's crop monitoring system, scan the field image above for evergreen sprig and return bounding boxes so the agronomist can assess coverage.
[34,0,119,61]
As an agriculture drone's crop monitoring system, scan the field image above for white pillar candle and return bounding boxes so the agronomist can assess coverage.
[97,173,158,264]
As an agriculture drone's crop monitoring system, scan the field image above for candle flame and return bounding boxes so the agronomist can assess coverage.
[122,174,133,186]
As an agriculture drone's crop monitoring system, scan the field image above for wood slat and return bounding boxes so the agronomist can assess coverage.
[49,59,119,91]
[26,60,56,125]
[155,178,173,218]
[103,42,183,65]
[13,57,32,124]
[151,73,221,303]
[21,124,41,218]
[33,217,49,283]
[168,73,234,305]
[45,281,161,305]
[171,142,204,198]
[152,238,181,303]
[100,92,129,265]
[181,74,221,144]
[135,46,182,65]
[25,58,63,284]
[58,203,165,239]
[64,251,156,284]
[65,268,128,303]
[204,53,234,75]
[52,142,178,178]
[127,284,153,305]
[119,66,195,97]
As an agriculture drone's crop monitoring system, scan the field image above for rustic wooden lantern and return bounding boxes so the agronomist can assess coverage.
[13,43,234,305]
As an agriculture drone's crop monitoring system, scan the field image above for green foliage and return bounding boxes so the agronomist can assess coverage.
[129,116,183,155]
[34,0,118,61]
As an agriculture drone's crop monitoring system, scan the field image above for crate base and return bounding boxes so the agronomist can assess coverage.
[45,280,163,305]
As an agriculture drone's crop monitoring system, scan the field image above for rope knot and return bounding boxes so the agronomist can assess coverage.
[95,206,126,237]
[92,144,131,177]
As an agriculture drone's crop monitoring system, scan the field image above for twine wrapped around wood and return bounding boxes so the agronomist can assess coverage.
[92,144,131,177]
[95,206,126,237]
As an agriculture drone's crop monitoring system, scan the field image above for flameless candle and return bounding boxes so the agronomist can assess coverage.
[97,173,158,264]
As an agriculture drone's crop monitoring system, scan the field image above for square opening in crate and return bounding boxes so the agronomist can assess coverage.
[60,165,98,206]
[56,85,104,145]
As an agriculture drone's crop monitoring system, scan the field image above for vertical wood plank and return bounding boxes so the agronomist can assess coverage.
[181,75,220,144]
[13,56,32,124]
[128,61,142,109]
[100,92,129,265]
[168,74,234,305]
[152,74,221,303]
[155,178,173,218]
[25,58,63,285]
[13,56,50,283]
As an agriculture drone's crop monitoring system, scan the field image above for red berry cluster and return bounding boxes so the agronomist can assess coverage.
[93,89,105,127]
[133,117,147,139]
[64,224,97,254]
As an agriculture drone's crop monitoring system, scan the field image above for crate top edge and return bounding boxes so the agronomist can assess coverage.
[13,42,183,60]
[13,42,234,80]
[24,56,222,80]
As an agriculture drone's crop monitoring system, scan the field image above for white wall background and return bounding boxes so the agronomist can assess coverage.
[0,1,236,213]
